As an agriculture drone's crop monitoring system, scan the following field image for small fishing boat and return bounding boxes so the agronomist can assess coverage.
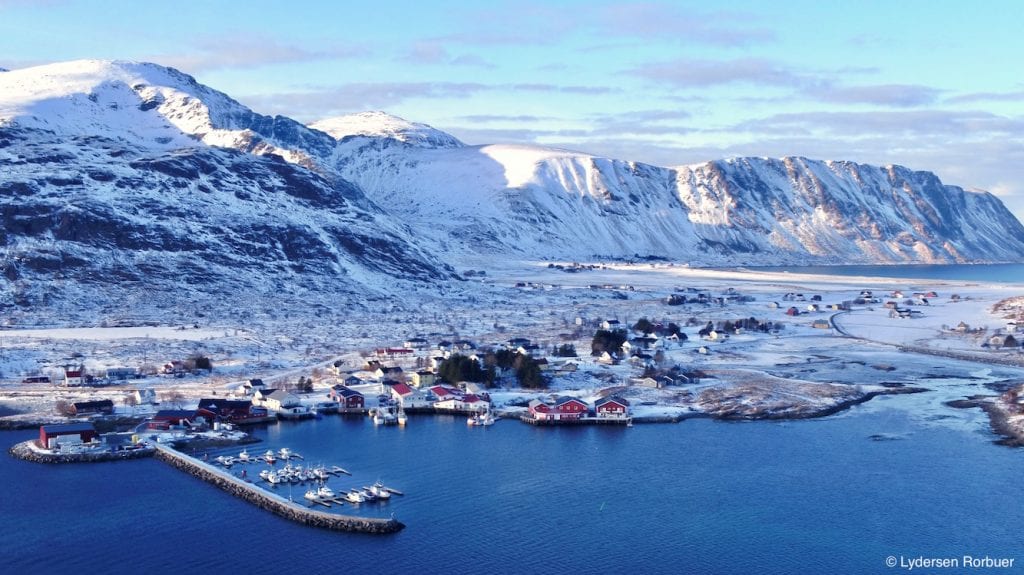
[467,410,495,426]
[346,489,366,504]
[237,449,251,462]
[264,450,276,464]
[397,409,408,426]
[266,471,282,485]
[278,447,293,460]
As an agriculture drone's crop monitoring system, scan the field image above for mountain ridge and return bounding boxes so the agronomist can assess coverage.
[2,59,1023,321]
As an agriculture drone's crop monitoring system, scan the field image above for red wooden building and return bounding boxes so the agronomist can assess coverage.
[594,396,630,418]
[196,398,266,423]
[553,396,588,420]
[147,410,196,430]
[329,385,365,410]
[39,422,99,449]
[528,396,589,421]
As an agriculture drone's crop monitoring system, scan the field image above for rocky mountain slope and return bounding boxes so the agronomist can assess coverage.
[0,61,451,322]
[324,127,1024,265]
[1,59,1023,322]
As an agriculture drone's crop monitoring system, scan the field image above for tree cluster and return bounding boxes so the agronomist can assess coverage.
[552,344,578,357]
[438,354,488,384]
[591,329,628,356]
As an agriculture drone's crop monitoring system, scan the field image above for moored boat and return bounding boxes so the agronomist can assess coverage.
[467,410,495,426]
[368,481,392,500]
[346,489,366,503]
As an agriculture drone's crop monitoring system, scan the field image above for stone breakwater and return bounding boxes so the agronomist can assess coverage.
[8,440,154,463]
[153,444,404,534]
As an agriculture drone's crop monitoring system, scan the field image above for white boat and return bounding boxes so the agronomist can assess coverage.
[237,449,251,462]
[368,481,392,500]
[372,407,399,426]
[467,410,495,426]
[360,487,378,501]
[266,471,282,485]
[258,469,270,481]
[264,450,276,464]
[310,466,329,481]
[346,490,366,503]
[397,409,407,426]
[303,489,320,502]
[330,465,351,476]
[278,447,292,460]
[316,484,335,499]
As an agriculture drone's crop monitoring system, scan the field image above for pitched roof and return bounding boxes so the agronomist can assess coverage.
[390,383,414,396]
[153,409,196,419]
[73,399,113,409]
[41,422,96,434]
[197,398,252,412]
[595,396,630,408]
[554,396,587,407]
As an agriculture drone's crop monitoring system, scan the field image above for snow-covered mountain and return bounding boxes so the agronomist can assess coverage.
[2,59,1023,322]
[0,61,452,322]
[311,111,463,149]
[326,126,1024,264]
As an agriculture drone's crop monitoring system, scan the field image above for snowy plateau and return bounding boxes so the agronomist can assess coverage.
[0,59,1023,328]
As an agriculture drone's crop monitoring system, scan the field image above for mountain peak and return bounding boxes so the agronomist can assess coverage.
[310,111,463,148]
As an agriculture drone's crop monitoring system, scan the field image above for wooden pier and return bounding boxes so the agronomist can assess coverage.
[153,444,403,534]
[519,415,632,426]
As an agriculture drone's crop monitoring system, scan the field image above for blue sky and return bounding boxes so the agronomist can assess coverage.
[3,0,1024,219]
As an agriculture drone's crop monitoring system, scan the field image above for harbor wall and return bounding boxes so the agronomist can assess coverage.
[152,444,404,535]
[8,440,154,463]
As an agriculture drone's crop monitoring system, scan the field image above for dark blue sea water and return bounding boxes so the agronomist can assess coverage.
[4,405,1024,575]
[748,263,1024,283]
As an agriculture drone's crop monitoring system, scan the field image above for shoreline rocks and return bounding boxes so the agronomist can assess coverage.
[8,440,154,463]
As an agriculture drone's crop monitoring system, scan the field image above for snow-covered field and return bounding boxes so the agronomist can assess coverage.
[2,264,1022,430]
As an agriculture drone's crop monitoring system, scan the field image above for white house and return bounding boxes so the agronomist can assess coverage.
[62,366,85,387]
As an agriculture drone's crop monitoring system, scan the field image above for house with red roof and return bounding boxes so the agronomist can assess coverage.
[429,385,462,402]
[527,396,589,422]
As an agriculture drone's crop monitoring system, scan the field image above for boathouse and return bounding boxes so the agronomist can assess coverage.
[595,396,630,419]
[329,385,365,410]
[148,410,197,430]
[196,398,266,423]
[527,397,589,422]
[39,422,99,449]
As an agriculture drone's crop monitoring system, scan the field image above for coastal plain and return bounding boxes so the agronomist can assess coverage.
[1,263,1022,437]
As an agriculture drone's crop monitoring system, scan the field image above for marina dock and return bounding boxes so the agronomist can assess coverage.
[153,444,404,534]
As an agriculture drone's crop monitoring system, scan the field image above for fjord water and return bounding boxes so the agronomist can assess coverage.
[752,263,1024,283]
[4,403,1024,574]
